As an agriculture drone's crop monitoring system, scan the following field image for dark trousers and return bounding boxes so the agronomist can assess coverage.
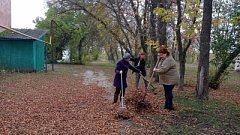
[163,84,175,109]
[114,87,125,100]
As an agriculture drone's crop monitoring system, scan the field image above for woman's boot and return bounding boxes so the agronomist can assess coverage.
[113,94,118,103]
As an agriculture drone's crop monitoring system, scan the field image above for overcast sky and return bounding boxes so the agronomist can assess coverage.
[11,0,47,28]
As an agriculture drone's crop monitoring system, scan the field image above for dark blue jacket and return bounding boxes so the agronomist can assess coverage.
[113,59,139,88]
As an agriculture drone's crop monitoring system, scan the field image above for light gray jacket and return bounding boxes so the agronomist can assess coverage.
[155,56,179,85]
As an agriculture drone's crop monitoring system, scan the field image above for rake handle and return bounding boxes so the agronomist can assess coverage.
[147,58,161,90]
[138,73,155,89]
[120,70,126,108]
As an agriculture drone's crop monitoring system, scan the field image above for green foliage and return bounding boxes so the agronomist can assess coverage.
[210,32,235,68]
[34,3,105,64]
[154,8,174,23]
[209,0,240,86]
[186,50,196,64]
[230,15,240,24]
[81,54,91,65]
[208,65,230,87]
[92,48,100,61]
[0,30,11,37]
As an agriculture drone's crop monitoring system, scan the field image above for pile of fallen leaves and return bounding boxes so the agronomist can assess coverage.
[0,72,121,134]
[1,63,239,134]
[0,65,180,134]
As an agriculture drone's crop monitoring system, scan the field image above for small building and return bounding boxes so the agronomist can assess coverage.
[0,29,47,72]
[235,57,240,72]
[62,48,70,62]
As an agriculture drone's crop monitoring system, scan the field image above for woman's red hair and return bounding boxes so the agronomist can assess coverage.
[158,47,170,56]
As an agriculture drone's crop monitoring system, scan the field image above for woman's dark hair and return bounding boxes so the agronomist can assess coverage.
[158,47,170,56]
[139,51,146,55]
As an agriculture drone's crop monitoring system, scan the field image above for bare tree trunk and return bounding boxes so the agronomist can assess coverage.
[109,44,115,63]
[157,1,167,46]
[179,53,186,91]
[115,48,119,61]
[78,36,85,63]
[176,0,198,91]
[149,0,157,77]
[120,44,124,58]
[172,36,176,59]
[196,0,213,100]
[176,0,185,91]
[155,0,167,82]
[141,0,149,53]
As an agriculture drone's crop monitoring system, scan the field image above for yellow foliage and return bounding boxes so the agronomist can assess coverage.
[212,18,223,27]
[97,24,105,30]
[180,22,188,29]
[146,39,160,49]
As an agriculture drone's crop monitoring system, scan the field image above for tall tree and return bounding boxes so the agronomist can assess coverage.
[176,0,201,91]
[209,0,240,89]
[196,0,213,99]
[51,0,150,57]
[35,3,102,64]
[155,0,201,90]
[148,0,158,77]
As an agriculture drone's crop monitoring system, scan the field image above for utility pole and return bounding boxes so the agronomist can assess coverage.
[50,20,55,71]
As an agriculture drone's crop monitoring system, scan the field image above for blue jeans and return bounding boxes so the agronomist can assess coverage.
[163,84,175,109]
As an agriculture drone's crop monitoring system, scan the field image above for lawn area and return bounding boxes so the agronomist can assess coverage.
[0,63,239,134]
[184,63,240,90]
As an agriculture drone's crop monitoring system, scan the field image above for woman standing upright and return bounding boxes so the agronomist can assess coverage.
[153,47,179,111]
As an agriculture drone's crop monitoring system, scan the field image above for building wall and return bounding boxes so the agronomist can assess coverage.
[0,38,45,72]
[0,0,11,32]
[33,39,45,71]
[0,40,34,71]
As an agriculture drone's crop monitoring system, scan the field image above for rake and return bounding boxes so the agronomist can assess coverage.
[119,70,126,109]
[140,58,161,102]
[147,58,161,90]
[129,63,156,91]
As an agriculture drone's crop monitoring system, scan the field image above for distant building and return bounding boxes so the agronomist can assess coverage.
[62,48,70,62]
[235,57,240,72]
[0,0,11,32]
[0,29,47,72]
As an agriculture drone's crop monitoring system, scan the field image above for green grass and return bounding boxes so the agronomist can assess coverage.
[167,125,191,135]
[184,64,198,86]
[170,93,240,134]
[85,61,239,90]
[183,63,240,90]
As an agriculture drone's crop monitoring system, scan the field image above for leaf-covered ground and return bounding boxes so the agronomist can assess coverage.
[0,64,239,134]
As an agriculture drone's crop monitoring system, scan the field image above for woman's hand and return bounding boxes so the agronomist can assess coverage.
[153,68,158,72]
